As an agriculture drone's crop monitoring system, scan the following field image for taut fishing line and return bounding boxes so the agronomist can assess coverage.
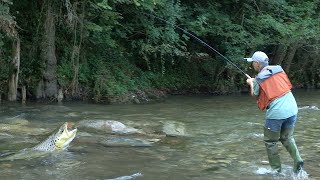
[140,12,250,78]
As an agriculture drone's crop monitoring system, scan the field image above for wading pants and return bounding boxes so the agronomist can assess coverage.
[264,114,303,173]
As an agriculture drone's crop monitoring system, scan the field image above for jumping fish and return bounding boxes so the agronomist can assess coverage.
[0,122,77,161]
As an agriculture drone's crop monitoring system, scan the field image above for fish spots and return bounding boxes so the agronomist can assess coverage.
[31,122,77,152]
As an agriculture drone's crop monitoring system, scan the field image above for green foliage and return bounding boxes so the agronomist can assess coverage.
[122,0,188,74]
[57,49,90,89]
[0,1,16,93]
[88,53,153,97]
[0,1,16,38]
[0,0,318,101]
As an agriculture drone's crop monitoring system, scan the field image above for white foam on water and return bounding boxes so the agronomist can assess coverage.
[255,167,278,175]
[106,172,143,180]
[291,169,310,180]
[249,133,263,138]
[254,166,310,180]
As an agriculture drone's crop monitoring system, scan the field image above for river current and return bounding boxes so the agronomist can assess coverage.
[0,89,319,180]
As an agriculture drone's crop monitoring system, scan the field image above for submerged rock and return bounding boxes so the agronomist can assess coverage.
[77,132,160,147]
[5,117,29,126]
[0,123,49,135]
[101,137,158,147]
[162,121,187,137]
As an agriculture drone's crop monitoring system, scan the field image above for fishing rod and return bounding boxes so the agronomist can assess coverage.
[140,12,250,78]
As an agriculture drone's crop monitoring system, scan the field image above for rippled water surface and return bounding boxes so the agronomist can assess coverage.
[0,90,319,180]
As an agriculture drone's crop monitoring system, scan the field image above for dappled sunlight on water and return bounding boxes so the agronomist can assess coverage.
[0,89,319,179]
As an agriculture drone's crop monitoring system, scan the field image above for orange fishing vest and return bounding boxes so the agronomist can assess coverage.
[257,72,292,110]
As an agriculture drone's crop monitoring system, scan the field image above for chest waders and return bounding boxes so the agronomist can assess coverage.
[264,128,281,172]
[264,127,303,173]
[280,127,304,173]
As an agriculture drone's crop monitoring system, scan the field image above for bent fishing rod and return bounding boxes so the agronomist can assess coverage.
[141,12,250,78]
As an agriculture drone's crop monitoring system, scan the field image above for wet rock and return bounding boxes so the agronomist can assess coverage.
[162,121,187,137]
[77,120,143,134]
[77,132,160,147]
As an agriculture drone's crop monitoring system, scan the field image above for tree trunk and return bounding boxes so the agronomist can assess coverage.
[284,43,299,73]
[41,1,58,99]
[310,52,319,88]
[8,38,20,101]
[57,88,63,102]
[22,86,26,104]
[71,1,85,96]
[36,80,45,99]
[71,45,80,96]
[272,44,287,65]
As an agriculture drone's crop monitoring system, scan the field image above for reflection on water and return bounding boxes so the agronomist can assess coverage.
[0,89,319,180]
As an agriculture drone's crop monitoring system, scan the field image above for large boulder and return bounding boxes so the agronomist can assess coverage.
[77,120,143,134]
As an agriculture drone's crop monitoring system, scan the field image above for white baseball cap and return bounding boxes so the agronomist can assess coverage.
[245,51,269,63]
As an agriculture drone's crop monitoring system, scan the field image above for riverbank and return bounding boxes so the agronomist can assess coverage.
[2,86,319,105]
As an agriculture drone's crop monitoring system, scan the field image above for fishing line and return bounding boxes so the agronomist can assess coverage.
[140,12,249,77]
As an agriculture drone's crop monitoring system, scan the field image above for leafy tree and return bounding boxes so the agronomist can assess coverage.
[1,0,319,102]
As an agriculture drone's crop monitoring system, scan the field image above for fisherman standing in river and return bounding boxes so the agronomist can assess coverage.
[245,51,303,173]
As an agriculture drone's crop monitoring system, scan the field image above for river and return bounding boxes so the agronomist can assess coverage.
[0,90,319,180]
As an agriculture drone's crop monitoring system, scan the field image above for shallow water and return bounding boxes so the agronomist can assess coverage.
[0,89,319,180]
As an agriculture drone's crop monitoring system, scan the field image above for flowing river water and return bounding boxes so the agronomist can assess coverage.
[0,90,319,180]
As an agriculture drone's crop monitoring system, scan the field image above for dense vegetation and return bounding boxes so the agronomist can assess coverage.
[0,0,319,103]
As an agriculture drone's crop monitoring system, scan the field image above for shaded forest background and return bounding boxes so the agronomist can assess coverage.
[0,0,319,103]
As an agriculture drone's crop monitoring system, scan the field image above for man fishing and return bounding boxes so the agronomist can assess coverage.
[245,51,303,173]
[143,12,304,173]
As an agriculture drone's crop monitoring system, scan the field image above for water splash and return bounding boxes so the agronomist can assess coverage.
[291,169,309,180]
[248,133,263,139]
[106,172,143,180]
[255,167,279,175]
[255,167,310,180]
